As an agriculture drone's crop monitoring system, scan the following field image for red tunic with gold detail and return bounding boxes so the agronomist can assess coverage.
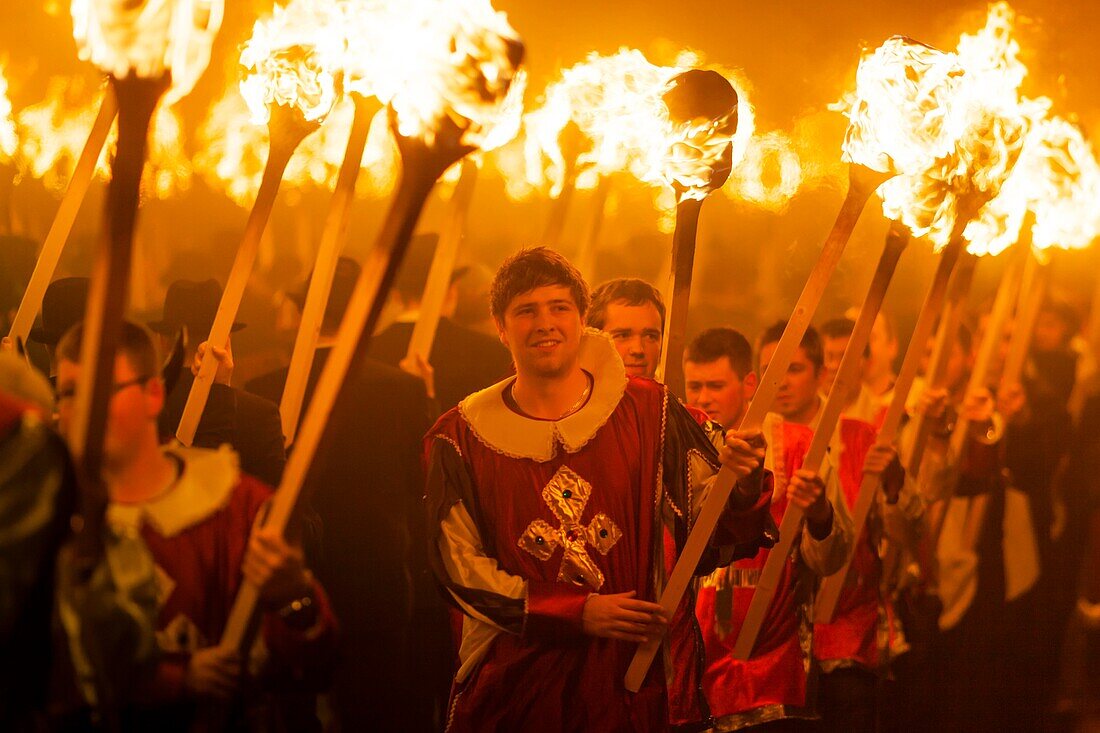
[812,417,884,673]
[696,416,851,730]
[424,332,774,733]
[104,446,338,712]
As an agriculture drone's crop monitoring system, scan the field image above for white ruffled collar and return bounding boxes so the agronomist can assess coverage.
[458,329,627,462]
[107,444,240,538]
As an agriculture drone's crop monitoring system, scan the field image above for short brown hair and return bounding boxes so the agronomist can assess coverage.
[57,320,160,378]
[686,327,753,378]
[587,278,666,330]
[757,320,823,375]
[489,247,590,322]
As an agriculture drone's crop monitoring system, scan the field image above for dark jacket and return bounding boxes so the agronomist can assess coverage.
[367,318,513,413]
[159,373,287,487]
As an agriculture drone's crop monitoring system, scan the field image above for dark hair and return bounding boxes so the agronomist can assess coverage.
[820,316,870,358]
[685,327,753,378]
[586,278,666,330]
[820,317,855,340]
[57,320,160,378]
[489,247,590,322]
[756,320,823,374]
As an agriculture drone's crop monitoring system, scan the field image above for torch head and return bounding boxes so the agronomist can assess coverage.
[662,68,739,197]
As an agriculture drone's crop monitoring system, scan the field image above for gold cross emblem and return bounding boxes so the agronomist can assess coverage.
[517,465,622,590]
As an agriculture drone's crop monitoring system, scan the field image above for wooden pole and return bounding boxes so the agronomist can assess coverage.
[814,233,966,623]
[625,162,891,690]
[217,118,471,656]
[905,252,978,479]
[403,156,478,365]
[280,97,372,445]
[541,176,575,248]
[656,197,703,399]
[7,90,118,347]
[732,223,909,659]
[1000,249,1049,390]
[957,243,1048,550]
[175,105,317,445]
[68,75,163,570]
[573,174,612,278]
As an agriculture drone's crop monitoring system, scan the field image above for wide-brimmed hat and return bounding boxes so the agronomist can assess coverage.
[147,279,245,341]
[29,277,90,346]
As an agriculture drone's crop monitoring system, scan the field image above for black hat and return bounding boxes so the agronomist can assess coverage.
[29,277,90,346]
[148,279,246,342]
[392,233,469,302]
[289,257,363,332]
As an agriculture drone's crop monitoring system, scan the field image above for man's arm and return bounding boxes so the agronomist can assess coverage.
[794,463,853,578]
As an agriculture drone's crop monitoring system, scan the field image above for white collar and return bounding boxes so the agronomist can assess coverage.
[458,329,627,462]
[107,444,240,538]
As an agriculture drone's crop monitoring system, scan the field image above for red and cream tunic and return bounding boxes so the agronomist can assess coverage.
[696,414,852,730]
[102,446,338,707]
[424,331,774,732]
[812,417,886,673]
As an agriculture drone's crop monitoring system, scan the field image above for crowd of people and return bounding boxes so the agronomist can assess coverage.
[1,236,1098,733]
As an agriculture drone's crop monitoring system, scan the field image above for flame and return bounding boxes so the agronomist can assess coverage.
[965,115,1100,257]
[238,0,342,126]
[71,0,224,103]
[197,88,398,205]
[840,4,1038,251]
[726,131,805,212]
[13,78,108,192]
[0,62,17,164]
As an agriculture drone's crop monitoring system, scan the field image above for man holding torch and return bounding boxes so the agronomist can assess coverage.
[425,247,775,731]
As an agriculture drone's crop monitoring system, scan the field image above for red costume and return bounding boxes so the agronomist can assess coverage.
[696,415,851,730]
[424,331,774,732]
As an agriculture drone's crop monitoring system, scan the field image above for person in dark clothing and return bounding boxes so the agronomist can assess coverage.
[0,365,77,732]
[151,279,286,486]
[367,233,513,413]
[25,277,91,383]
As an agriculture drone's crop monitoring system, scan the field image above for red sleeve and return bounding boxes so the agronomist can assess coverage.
[134,654,190,703]
[524,580,589,640]
[261,577,339,664]
[713,470,775,548]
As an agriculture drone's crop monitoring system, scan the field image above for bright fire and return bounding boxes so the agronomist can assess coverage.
[965,115,1100,257]
[70,0,224,103]
[842,3,1037,250]
[238,0,342,126]
[0,62,16,164]
[13,78,108,192]
[726,130,805,213]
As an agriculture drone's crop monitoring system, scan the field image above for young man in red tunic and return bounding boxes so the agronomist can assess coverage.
[695,323,852,731]
[55,322,337,730]
[425,248,775,732]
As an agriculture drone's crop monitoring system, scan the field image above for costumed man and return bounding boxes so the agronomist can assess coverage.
[0,355,77,730]
[820,317,886,427]
[695,323,851,732]
[586,278,667,380]
[425,247,776,732]
[152,279,287,486]
[911,316,1040,732]
[54,321,337,731]
[683,328,758,431]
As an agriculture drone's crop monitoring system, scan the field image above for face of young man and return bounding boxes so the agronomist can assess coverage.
[821,334,849,394]
[497,284,584,380]
[57,353,163,471]
[758,342,822,424]
[602,301,663,378]
[684,356,757,428]
[866,315,898,384]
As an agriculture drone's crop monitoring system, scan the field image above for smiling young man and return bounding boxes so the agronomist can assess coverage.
[424,248,776,732]
[586,278,666,379]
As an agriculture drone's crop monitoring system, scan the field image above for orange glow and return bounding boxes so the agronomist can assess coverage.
[14,78,108,192]
[70,0,224,103]
[965,115,1100,257]
[0,62,16,164]
[239,1,341,126]
[726,130,805,213]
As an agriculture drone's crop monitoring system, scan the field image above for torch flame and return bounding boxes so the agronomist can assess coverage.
[14,78,108,192]
[238,0,342,126]
[965,115,1100,257]
[71,0,224,103]
[0,62,16,164]
[842,3,1038,251]
[726,130,805,212]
